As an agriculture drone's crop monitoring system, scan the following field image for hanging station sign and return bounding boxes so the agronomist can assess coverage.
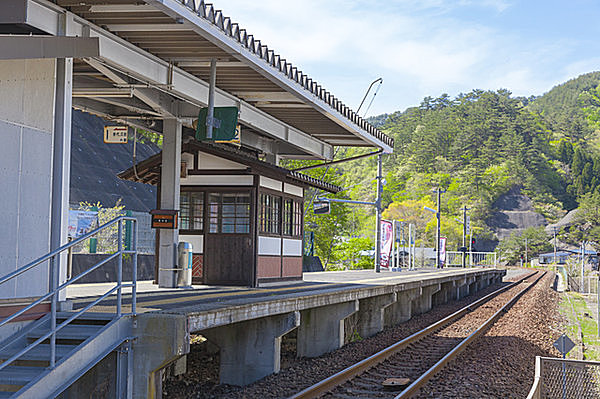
[103,126,128,143]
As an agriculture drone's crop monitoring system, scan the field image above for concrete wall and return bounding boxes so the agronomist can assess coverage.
[0,59,56,298]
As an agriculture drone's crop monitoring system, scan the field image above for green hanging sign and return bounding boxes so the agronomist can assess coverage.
[195,107,239,141]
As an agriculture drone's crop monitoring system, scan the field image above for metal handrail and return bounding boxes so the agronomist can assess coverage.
[0,215,138,370]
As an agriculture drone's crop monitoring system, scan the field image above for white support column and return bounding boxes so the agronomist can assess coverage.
[158,119,182,288]
[50,57,73,300]
[51,13,75,299]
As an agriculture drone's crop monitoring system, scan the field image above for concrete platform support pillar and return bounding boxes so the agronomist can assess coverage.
[384,288,420,327]
[297,300,358,358]
[202,311,300,386]
[158,119,182,288]
[411,284,441,315]
[132,314,189,399]
[456,278,469,299]
[468,277,478,295]
[433,281,456,306]
[356,293,396,339]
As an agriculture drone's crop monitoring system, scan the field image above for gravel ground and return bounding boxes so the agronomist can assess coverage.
[416,271,562,398]
[163,269,546,398]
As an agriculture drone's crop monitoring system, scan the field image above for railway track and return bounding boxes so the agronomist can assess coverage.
[290,271,544,399]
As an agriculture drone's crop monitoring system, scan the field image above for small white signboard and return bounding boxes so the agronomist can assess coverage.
[553,334,575,357]
[466,215,471,236]
[104,126,128,144]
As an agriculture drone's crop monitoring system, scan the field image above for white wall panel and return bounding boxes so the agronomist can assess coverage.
[180,234,203,253]
[283,183,303,197]
[260,176,282,191]
[258,236,281,256]
[283,239,302,257]
[198,152,246,170]
[180,175,253,186]
[0,59,55,299]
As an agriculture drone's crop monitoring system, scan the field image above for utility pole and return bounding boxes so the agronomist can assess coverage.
[375,154,383,273]
[553,227,558,271]
[462,206,468,268]
[525,238,528,267]
[435,188,446,269]
[581,241,586,294]
[401,222,406,268]
[408,223,413,270]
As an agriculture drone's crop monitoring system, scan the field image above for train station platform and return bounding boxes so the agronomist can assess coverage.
[65,267,505,396]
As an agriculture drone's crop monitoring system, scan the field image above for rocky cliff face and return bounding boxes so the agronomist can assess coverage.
[487,187,547,240]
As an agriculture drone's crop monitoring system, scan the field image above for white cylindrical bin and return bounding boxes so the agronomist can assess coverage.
[177,242,193,287]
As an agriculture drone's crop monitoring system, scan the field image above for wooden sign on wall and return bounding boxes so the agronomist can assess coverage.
[150,209,178,229]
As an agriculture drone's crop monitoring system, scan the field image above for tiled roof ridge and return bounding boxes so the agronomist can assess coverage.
[180,0,393,148]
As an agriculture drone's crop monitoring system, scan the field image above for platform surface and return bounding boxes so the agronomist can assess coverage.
[66,267,507,318]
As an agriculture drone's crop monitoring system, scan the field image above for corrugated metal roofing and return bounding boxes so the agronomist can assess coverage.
[55,0,393,151]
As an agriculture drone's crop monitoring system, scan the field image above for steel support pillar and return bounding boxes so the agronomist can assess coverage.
[51,56,73,300]
[158,119,182,288]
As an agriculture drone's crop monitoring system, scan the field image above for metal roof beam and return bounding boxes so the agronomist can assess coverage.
[233,91,301,102]
[86,5,159,13]
[11,0,334,160]
[103,24,193,32]
[0,35,99,60]
[145,0,393,153]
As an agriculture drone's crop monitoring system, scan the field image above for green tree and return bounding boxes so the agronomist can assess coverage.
[496,227,552,265]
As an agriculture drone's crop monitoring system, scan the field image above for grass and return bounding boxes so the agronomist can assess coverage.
[559,291,600,361]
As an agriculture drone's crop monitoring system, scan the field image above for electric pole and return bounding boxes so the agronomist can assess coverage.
[435,187,446,269]
[553,227,558,270]
[462,206,469,268]
[375,154,383,273]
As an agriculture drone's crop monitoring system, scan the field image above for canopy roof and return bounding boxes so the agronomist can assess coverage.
[22,0,394,159]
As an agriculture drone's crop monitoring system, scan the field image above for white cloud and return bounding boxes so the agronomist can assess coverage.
[212,0,591,114]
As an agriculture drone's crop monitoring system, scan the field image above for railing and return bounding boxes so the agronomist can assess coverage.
[527,356,600,399]
[446,251,497,267]
[0,216,137,370]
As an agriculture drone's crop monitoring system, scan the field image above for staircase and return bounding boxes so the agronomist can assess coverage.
[0,312,133,398]
[0,216,138,398]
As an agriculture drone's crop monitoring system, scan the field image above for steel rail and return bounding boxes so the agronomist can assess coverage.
[289,271,537,399]
[395,271,545,398]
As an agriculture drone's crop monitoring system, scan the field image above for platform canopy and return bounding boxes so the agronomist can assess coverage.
[1,0,394,160]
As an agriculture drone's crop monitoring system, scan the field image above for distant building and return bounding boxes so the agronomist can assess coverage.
[539,248,598,267]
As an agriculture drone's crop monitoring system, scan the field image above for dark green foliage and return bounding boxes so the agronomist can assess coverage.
[292,72,600,266]
[496,227,553,265]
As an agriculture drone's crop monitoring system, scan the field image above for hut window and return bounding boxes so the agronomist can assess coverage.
[260,193,281,235]
[180,192,204,231]
[283,199,303,238]
[208,192,250,234]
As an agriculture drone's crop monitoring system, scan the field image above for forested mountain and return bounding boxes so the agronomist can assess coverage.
[297,72,600,267]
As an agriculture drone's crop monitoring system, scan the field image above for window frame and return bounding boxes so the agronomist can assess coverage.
[259,187,303,239]
[179,190,205,234]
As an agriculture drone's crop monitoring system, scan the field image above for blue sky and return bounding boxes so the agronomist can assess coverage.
[217,0,600,117]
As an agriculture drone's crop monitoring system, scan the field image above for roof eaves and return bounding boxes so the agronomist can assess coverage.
[151,0,393,151]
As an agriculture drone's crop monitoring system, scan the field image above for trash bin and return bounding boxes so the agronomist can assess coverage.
[177,242,193,287]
